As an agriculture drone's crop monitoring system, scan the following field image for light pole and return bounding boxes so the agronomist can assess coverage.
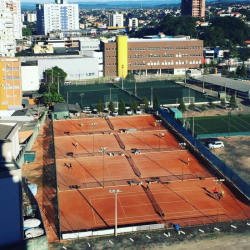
[80,93,84,108]
[202,63,205,93]
[214,178,225,223]
[57,73,60,94]
[99,147,108,188]
[156,120,162,151]
[122,64,124,90]
[192,112,194,137]
[109,189,122,236]
[184,62,187,87]
[91,123,97,156]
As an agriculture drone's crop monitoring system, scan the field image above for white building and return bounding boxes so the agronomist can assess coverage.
[27,13,37,22]
[22,55,100,81]
[21,61,40,92]
[0,0,22,39]
[36,0,79,35]
[81,50,103,77]
[126,17,138,30]
[0,9,16,57]
[109,12,123,27]
[79,38,100,51]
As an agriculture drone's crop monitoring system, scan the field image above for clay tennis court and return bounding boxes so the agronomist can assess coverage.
[56,156,140,191]
[54,134,121,159]
[53,118,111,137]
[120,130,181,152]
[131,150,212,180]
[59,179,250,233]
[110,115,165,131]
[53,115,250,236]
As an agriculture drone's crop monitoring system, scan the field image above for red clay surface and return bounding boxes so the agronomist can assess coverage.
[56,156,139,191]
[131,151,212,180]
[110,115,165,131]
[120,130,181,152]
[54,134,121,159]
[53,115,250,234]
[59,185,163,232]
[59,179,250,233]
[150,179,250,226]
[53,118,111,136]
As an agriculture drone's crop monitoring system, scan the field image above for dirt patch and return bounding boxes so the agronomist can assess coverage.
[211,136,250,185]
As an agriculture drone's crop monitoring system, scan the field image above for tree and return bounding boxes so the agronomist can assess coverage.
[141,96,149,110]
[239,47,250,64]
[44,66,67,85]
[40,92,64,107]
[221,68,228,76]
[230,95,237,108]
[209,102,216,109]
[22,27,32,36]
[189,102,195,110]
[221,98,226,107]
[200,104,207,112]
[39,82,58,94]
[130,100,138,113]
[126,72,135,81]
[118,100,126,115]
[96,100,104,112]
[108,100,115,112]
[153,95,160,110]
[178,99,186,113]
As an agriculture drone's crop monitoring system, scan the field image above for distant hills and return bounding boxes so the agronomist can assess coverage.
[21,0,250,11]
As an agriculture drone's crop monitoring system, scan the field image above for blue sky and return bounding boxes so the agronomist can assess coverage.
[21,0,180,2]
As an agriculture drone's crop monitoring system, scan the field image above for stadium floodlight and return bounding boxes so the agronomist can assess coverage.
[99,147,108,188]
[91,123,97,156]
[109,189,122,236]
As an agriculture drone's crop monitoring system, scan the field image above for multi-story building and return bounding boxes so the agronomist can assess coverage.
[27,13,37,22]
[108,12,123,27]
[181,0,205,18]
[126,17,138,31]
[101,35,203,77]
[0,57,22,110]
[0,9,16,57]
[36,0,79,35]
[0,0,22,39]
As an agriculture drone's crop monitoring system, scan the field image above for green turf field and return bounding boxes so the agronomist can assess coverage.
[180,114,250,138]
[60,80,218,108]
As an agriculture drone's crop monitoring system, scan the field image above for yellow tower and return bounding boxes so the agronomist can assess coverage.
[117,36,128,78]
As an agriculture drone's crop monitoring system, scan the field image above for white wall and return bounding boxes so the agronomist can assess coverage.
[79,39,100,51]
[23,57,99,80]
[21,65,40,92]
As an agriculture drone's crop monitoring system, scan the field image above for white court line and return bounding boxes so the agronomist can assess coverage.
[232,117,250,131]
[220,118,241,132]
[196,123,208,133]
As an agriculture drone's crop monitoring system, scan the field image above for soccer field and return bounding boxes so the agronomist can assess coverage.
[60,80,218,108]
[180,114,250,138]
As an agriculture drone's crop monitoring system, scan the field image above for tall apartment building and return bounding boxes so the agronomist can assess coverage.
[0,0,22,39]
[181,0,205,18]
[27,13,37,22]
[108,12,124,27]
[101,35,203,77]
[36,0,79,35]
[126,17,138,30]
[0,57,22,110]
[0,9,16,57]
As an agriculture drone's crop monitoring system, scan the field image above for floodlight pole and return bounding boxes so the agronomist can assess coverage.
[57,73,60,94]
[184,63,187,87]
[202,63,205,93]
[214,179,225,222]
[91,123,97,156]
[109,189,121,236]
[122,65,124,90]
[80,93,84,108]
[192,113,194,137]
[156,120,162,151]
[99,147,108,188]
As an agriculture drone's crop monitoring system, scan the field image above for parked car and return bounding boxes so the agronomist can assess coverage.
[112,111,118,116]
[64,80,71,85]
[208,141,224,149]
[234,106,240,110]
[136,109,142,115]
[126,109,133,115]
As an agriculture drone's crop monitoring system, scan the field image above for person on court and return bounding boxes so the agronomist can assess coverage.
[162,132,164,138]
[75,141,79,148]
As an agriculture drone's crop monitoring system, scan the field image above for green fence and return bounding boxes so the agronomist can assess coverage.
[16,111,47,168]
